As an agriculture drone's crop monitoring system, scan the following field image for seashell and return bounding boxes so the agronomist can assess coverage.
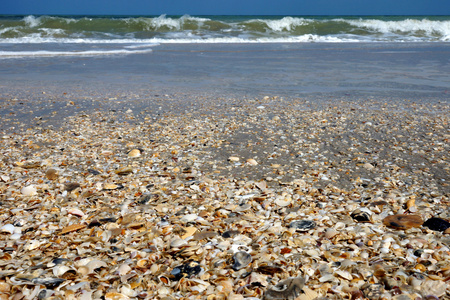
[103,183,124,190]
[171,261,201,281]
[382,214,423,230]
[0,224,15,234]
[275,198,291,207]
[422,217,450,232]
[128,149,141,158]
[421,280,447,297]
[181,227,197,239]
[361,283,384,300]
[256,265,284,275]
[68,208,85,218]
[170,238,187,248]
[263,276,305,300]
[351,209,371,222]
[117,264,131,276]
[24,240,42,251]
[104,292,129,300]
[158,275,171,286]
[31,277,65,288]
[181,214,198,223]
[228,156,240,162]
[45,168,58,180]
[61,223,86,234]
[193,231,217,240]
[324,228,338,239]
[0,174,10,182]
[115,166,133,175]
[65,182,81,192]
[246,158,258,166]
[232,251,252,271]
[78,260,107,275]
[53,265,72,277]
[21,185,37,196]
[289,220,316,232]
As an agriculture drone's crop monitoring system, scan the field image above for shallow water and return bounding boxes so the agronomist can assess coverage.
[1,42,449,101]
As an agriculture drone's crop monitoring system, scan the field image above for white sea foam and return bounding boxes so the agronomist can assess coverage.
[260,17,310,32]
[23,15,41,27]
[345,18,450,37]
[0,48,153,59]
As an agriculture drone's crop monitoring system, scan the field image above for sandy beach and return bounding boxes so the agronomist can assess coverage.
[0,87,449,299]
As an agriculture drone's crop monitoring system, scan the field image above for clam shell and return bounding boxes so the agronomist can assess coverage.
[128,149,141,158]
[232,251,252,271]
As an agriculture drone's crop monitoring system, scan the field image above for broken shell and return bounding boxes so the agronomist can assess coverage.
[171,261,201,281]
[68,208,85,218]
[21,185,37,196]
[61,223,86,234]
[117,264,131,276]
[246,158,258,166]
[263,276,305,300]
[115,166,133,175]
[232,251,252,271]
[289,220,316,232]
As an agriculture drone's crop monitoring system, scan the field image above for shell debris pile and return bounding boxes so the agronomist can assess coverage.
[0,95,449,300]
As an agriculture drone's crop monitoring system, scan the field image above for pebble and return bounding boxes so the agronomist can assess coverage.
[423,217,450,232]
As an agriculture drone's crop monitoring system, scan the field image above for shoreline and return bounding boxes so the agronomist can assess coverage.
[0,91,449,299]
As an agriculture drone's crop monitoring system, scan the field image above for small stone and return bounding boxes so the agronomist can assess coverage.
[382,214,423,230]
[45,168,58,180]
[21,185,37,196]
[423,217,450,232]
[290,220,316,232]
[232,251,252,271]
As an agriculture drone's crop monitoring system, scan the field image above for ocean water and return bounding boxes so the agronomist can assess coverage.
[0,15,449,57]
[0,15,449,101]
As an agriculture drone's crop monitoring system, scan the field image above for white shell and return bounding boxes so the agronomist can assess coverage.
[0,224,15,234]
[21,185,37,196]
